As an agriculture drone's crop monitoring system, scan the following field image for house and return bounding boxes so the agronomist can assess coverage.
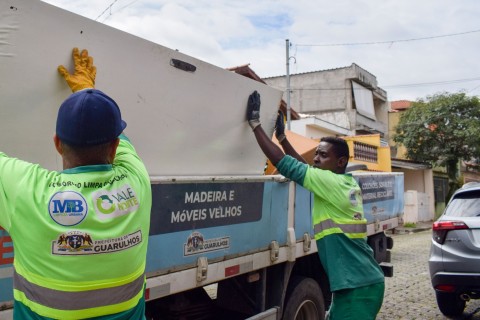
[263,63,389,139]
[389,100,438,220]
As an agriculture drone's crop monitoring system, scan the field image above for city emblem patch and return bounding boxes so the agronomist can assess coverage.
[52,230,142,255]
[53,231,94,253]
[184,231,230,256]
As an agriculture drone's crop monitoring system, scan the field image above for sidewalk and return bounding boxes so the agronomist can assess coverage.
[386,220,433,235]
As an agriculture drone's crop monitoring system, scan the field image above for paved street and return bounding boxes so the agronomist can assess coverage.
[377,230,480,320]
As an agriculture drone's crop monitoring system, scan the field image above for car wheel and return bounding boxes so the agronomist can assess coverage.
[435,291,466,317]
[283,276,325,320]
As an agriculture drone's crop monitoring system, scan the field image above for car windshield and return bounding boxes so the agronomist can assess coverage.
[445,191,480,217]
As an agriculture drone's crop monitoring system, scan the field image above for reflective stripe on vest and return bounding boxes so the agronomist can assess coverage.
[13,270,144,310]
[314,218,366,237]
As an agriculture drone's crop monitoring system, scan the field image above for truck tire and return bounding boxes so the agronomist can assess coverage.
[435,291,465,317]
[282,276,325,320]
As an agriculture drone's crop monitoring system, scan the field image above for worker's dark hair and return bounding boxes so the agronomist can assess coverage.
[320,136,349,165]
[60,140,116,165]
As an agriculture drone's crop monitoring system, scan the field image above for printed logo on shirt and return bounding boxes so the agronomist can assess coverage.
[49,191,88,226]
[92,184,140,220]
[52,230,142,255]
[348,188,362,207]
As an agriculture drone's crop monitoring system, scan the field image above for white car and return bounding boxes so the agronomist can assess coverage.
[428,182,480,317]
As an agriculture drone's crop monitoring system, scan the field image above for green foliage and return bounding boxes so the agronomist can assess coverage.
[394,92,480,166]
[393,92,480,199]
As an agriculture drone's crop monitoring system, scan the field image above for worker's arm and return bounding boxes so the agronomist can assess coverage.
[274,111,307,164]
[58,47,96,92]
[247,91,285,165]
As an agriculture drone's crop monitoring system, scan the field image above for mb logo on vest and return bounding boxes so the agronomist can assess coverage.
[49,191,88,226]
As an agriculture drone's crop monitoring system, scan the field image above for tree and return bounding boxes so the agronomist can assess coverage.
[393,92,480,200]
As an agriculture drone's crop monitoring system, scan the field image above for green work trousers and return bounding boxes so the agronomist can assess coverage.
[326,282,385,320]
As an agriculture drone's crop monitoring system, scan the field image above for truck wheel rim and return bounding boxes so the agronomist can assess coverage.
[294,300,319,320]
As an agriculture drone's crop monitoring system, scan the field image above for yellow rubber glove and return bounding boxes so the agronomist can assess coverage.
[58,48,96,92]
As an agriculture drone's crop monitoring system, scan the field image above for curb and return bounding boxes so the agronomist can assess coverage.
[386,225,432,235]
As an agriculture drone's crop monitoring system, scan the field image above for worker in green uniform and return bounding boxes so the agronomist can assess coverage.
[0,48,152,319]
[246,91,384,320]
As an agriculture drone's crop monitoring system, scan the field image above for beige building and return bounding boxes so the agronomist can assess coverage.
[264,63,389,139]
[389,101,440,219]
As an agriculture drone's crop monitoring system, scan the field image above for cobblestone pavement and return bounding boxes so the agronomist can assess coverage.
[376,230,480,320]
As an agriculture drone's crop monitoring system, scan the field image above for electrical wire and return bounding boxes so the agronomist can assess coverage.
[383,77,480,89]
[95,0,119,21]
[296,28,480,47]
[95,0,139,22]
[287,76,480,92]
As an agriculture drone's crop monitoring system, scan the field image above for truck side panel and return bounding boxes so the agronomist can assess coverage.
[353,172,404,234]
[146,180,292,274]
[0,227,13,305]
[294,185,314,240]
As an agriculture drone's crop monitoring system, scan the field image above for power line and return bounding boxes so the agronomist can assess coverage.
[286,76,480,92]
[383,77,480,89]
[95,0,120,21]
[296,28,480,47]
[95,0,139,22]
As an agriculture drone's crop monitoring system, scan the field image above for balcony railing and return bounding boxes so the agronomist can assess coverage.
[353,141,378,163]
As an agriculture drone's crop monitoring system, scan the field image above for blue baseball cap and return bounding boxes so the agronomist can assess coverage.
[56,89,127,146]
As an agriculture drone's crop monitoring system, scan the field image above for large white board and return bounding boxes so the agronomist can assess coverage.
[0,0,282,176]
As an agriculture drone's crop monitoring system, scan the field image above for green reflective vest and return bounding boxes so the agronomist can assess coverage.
[275,155,367,240]
[0,136,152,319]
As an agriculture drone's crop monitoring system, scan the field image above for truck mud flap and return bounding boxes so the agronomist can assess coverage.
[380,262,393,277]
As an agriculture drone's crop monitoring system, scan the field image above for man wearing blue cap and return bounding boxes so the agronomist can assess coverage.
[0,48,152,319]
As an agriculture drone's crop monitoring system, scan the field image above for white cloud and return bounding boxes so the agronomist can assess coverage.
[42,0,480,101]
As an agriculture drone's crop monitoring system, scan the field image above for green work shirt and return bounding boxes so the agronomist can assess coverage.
[276,155,384,291]
[0,135,152,319]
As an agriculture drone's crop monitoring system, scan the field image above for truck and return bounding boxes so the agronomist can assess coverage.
[0,1,404,319]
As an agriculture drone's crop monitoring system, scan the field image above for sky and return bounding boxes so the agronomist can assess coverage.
[42,0,480,102]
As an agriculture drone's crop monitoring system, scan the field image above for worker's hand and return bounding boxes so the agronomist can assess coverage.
[58,48,96,92]
[275,110,286,142]
[247,91,261,131]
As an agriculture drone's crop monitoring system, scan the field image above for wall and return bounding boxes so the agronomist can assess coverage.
[265,68,350,114]
[388,111,407,158]
[393,168,435,222]
[290,115,352,139]
[404,190,433,223]
[264,64,389,138]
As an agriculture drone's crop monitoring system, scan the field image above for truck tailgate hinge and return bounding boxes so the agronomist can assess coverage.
[269,241,279,262]
[303,233,312,252]
[287,228,296,262]
[196,257,208,283]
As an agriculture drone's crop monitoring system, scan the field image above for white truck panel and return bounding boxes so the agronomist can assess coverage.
[0,0,282,176]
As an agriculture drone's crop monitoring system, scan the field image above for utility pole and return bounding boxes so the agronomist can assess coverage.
[286,39,291,130]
